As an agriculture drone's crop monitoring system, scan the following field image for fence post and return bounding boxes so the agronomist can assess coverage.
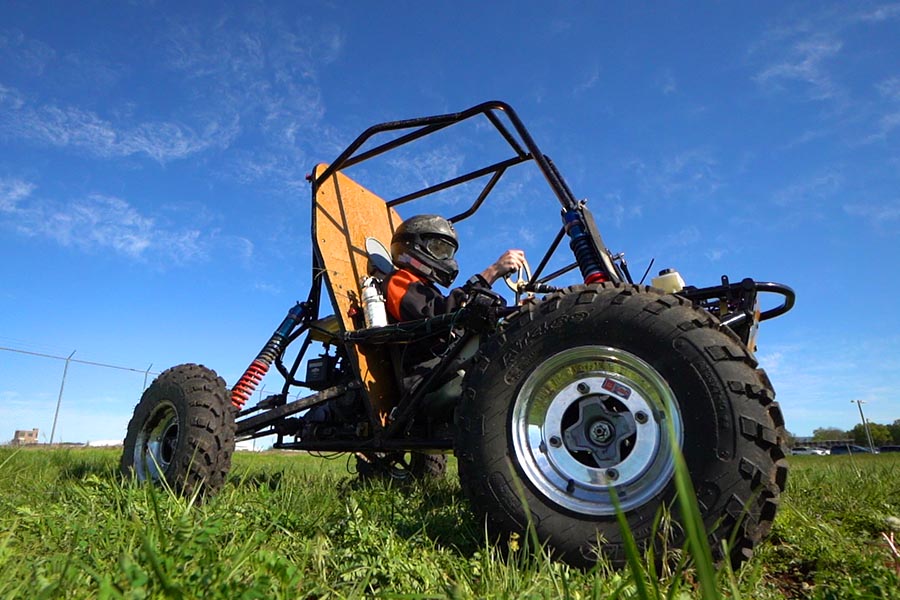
[142,363,153,390]
[49,350,76,445]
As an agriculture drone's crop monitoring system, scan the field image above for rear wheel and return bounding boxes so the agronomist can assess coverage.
[356,452,447,482]
[121,363,235,499]
[455,284,787,569]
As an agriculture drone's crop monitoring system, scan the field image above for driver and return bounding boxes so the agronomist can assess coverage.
[384,214,526,322]
[384,214,525,396]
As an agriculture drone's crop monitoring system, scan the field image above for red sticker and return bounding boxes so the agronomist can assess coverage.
[602,378,632,400]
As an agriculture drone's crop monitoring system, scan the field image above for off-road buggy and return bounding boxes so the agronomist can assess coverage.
[122,101,795,569]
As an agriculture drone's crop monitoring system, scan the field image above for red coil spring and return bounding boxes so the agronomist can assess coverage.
[231,359,270,408]
[585,272,608,284]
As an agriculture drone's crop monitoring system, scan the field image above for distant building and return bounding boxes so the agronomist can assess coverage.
[11,428,39,445]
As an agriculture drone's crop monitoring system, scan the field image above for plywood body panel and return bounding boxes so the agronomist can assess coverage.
[312,164,401,424]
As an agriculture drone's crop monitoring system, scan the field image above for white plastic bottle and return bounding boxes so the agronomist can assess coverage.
[360,277,388,328]
[651,268,686,294]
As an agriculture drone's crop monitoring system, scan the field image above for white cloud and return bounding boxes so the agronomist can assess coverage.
[0,88,239,163]
[659,150,722,199]
[385,146,465,203]
[772,171,842,208]
[754,34,842,101]
[156,9,341,188]
[661,225,701,248]
[517,226,536,245]
[855,3,900,23]
[253,282,282,295]
[315,26,346,65]
[58,195,153,256]
[782,127,830,148]
[163,11,330,130]
[0,83,25,110]
[844,199,900,228]
[750,5,900,144]
[3,10,342,197]
[879,111,900,132]
[121,118,239,162]
[878,77,900,101]
[866,77,900,141]
[236,237,254,260]
[0,28,56,75]
[573,65,600,95]
[625,150,722,204]
[705,248,726,262]
[603,191,643,228]
[0,181,209,264]
[657,69,677,95]
[0,177,35,211]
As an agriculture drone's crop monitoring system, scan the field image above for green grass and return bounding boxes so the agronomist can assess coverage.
[1,448,898,599]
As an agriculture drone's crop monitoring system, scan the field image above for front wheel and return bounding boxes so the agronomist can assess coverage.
[121,363,235,499]
[455,284,787,569]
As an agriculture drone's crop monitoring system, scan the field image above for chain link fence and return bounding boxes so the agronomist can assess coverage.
[0,345,157,446]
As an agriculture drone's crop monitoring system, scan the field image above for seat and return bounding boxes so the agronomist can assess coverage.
[311,164,402,426]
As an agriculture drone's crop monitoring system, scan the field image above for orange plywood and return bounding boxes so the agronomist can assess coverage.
[312,164,401,424]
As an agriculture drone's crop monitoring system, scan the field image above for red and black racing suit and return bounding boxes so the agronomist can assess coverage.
[383,269,493,392]
[385,270,490,321]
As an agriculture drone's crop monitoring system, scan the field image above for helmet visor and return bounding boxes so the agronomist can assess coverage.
[423,236,457,261]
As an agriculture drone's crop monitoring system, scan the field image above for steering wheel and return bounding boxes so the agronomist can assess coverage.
[503,259,533,305]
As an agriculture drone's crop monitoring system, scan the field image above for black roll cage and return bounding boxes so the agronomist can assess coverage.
[313,100,615,290]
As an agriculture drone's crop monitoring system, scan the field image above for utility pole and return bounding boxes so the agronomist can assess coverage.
[49,350,76,445]
[852,399,876,453]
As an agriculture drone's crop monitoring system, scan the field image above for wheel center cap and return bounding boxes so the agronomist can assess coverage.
[562,395,637,467]
[589,420,614,444]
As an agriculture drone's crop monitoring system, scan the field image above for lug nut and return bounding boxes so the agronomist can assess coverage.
[635,411,649,424]
[577,382,590,395]
[549,436,562,448]
[605,468,619,481]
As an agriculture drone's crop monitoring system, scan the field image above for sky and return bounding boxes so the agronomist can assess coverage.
[1,1,898,444]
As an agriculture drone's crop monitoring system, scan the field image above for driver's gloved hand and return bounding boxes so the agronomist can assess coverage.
[461,287,506,332]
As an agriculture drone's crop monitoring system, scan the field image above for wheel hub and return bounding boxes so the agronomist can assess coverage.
[133,400,179,482]
[511,346,683,515]
[562,396,637,466]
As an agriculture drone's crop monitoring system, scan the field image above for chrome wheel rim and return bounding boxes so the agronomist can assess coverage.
[133,400,179,482]
[511,345,683,515]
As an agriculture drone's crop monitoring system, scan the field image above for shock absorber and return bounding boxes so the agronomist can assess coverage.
[563,208,608,284]
[231,303,307,409]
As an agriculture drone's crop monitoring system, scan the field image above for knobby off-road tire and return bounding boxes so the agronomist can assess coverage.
[121,363,236,499]
[356,452,448,482]
[455,283,788,569]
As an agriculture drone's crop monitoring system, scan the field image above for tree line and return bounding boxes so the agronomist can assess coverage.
[800,419,900,447]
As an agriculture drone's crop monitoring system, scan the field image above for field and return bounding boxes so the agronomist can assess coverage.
[0,447,898,599]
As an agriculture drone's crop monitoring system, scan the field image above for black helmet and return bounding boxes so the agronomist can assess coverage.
[390,214,459,287]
